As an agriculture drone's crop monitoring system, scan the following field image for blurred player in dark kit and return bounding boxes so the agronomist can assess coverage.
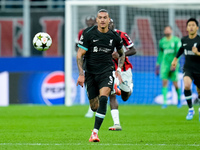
[77,9,125,142]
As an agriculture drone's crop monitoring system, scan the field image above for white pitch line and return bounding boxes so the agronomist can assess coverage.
[0,143,199,147]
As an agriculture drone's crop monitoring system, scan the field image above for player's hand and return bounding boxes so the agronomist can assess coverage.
[115,70,123,84]
[112,51,119,59]
[155,65,160,76]
[77,75,85,87]
[171,58,177,70]
[192,46,199,55]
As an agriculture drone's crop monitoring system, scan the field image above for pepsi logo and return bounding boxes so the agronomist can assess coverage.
[41,71,76,105]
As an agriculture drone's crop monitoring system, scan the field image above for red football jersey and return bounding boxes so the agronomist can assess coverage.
[113,29,134,71]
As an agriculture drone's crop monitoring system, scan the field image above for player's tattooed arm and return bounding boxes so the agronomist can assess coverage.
[115,48,125,83]
[117,48,125,69]
[77,56,84,75]
[76,48,86,87]
[76,48,86,76]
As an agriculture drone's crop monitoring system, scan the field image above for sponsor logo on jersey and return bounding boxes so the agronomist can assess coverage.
[93,46,111,53]
[184,49,195,55]
[99,48,112,53]
[183,43,187,46]
[164,49,174,54]
[109,39,113,46]
[93,46,98,52]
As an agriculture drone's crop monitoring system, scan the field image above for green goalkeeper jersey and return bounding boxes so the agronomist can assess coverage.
[157,36,181,67]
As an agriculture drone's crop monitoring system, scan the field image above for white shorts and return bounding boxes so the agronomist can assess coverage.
[113,68,133,93]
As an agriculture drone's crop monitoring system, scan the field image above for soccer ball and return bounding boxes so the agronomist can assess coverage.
[33,32,52,51]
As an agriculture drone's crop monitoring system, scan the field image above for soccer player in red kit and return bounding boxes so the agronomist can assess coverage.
[108,19,137,130]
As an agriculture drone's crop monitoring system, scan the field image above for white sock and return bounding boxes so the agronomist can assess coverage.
[88,106,93,113]
[189,107,194,110]
[111,109,120,125]
[93,129,98,134]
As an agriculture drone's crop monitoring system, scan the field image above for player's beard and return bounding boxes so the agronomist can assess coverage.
[164,34,171,37]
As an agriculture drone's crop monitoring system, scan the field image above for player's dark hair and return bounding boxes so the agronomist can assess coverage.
[186,18,199,26]
[97,9,109,16]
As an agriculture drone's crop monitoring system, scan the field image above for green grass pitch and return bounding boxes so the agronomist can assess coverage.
[0,105,199,150]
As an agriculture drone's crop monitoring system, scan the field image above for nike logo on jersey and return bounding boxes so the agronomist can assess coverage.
[193,43,197,47]
[93,39,99,42]
[183,43,187,46]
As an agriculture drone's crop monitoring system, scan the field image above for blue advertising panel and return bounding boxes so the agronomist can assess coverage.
[10,71,77,105]
[5,56,198,105]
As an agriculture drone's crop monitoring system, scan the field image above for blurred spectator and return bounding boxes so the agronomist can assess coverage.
[31,0,47,8]
[53,0,64,8]
[76,15,96,51]
[78,15,96,41]
[6,0,23,8]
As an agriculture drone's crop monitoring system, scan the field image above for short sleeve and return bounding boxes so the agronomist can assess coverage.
[78,30,89,51]
[180,38,184,49]
[175,38,184,58]
[175,37,182,53]
[115,35,123,51]
[122,32,134,48]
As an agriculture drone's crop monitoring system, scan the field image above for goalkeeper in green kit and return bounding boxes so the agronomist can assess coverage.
[156,26,182,108]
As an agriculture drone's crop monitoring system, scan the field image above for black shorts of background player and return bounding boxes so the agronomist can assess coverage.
[76,9,125,142]
[171,18,200,121]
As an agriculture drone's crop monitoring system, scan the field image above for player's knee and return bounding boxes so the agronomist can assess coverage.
[122,96,129,101]
[162,80,168,87]
[184,85,191,90]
